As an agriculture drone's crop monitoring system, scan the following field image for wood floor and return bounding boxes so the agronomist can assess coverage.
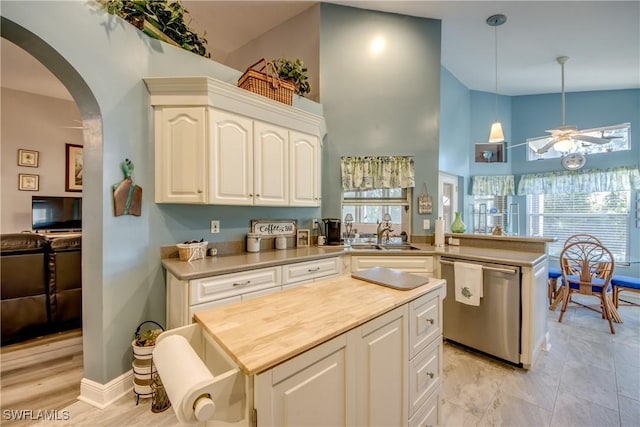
[1,330,83,427]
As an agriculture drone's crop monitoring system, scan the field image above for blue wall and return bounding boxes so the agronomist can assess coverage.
[442,79,639,275]
[320,3,441,235]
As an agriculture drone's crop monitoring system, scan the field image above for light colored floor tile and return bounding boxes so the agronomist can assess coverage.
[613,341,640,368]
[616,363,640,401]
[442,343,511,419]
[559,359,618,411]
[618,395,640,427]
[550,391,620,427]
[441,399,482,427]
[499,367,559,411]
[480,391,553,427]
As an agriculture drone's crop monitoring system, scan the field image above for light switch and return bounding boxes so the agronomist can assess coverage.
[423,219,430,230]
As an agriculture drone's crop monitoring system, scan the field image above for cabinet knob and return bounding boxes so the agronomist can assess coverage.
[426,371,434,379]
[197,190,203,194]
[249,194,253,197]
[426,318,435,324]
[256,194,260,197]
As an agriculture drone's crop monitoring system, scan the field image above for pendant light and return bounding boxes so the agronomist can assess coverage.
[487,14,506,143]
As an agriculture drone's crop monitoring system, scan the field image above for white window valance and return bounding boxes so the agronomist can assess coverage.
[517,166,640,195]
[341,156,415,191]
[471,175,515,196]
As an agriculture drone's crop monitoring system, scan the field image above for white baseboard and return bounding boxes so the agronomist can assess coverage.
[78,370,133,409]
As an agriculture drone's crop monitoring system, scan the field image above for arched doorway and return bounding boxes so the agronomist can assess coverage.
[1,16,102,403]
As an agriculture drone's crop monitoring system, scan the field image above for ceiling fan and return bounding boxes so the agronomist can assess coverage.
[509,56,616,154]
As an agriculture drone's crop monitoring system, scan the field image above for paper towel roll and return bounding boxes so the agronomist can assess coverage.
[153,334,216,424]
[435,218,445,247]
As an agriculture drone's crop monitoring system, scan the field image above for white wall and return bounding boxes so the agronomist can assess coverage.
[1,88,83,233]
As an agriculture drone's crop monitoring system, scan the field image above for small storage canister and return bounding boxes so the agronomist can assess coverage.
[247,233,261,252]
[275,236,287,250]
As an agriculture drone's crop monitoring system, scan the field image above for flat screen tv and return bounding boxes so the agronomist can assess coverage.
[32,196,82,231]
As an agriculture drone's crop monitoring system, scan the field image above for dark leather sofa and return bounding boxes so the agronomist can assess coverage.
[1,233,82,345]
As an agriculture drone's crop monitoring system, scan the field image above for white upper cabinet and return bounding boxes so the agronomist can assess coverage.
[254,121,289,206]
[154,107,208,204]
[290,130,321,207]
[209,109,253,205]
[144,77,326,207]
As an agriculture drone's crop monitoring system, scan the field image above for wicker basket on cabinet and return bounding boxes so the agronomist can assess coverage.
[237,58,294,105]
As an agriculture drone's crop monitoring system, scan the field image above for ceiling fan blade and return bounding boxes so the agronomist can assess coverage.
[505,141,530,149]
[535,138,560,154]
[571,134,613,145]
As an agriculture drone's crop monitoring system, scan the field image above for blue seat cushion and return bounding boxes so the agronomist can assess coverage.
[548,268,562,279]
[565,275,611,293]
[611,275,640,290]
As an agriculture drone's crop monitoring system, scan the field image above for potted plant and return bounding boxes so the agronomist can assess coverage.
[100,0,210,58]
[272,57,311,97]
[132,322,164,359]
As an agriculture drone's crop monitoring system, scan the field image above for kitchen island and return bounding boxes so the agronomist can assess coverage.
[160,274,446,426]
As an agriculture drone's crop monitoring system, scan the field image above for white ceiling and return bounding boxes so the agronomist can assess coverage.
[2,1,639,100]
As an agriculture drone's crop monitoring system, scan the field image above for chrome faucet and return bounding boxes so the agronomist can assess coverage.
[376,221,394,245]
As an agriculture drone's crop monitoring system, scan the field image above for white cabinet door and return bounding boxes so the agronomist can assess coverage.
[255,334,352,426]
[254,121,288,206]
[209,109,253,205]
[290,130,320,207]
[356,305,408,427]
[155,107,207,203]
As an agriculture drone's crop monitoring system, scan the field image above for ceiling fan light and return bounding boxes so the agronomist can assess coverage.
[554,137,575,152]
[489,121,505,143]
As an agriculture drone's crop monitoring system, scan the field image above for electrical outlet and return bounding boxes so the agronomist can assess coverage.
[312,219,319,229]
[210,220,220,234]
[423,219,430,230]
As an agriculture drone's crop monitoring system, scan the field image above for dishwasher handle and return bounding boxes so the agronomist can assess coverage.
[440,259,518,275]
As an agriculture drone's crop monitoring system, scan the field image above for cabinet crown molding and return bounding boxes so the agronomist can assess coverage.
[144,76,326,138]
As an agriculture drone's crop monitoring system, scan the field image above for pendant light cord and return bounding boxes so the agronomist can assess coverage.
[561,60,565,126]
[494,23,499,120]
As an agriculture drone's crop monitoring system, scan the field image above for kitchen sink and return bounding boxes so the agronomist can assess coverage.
[349,243,422,251]
[349,244,381,250]
[379,244,421,251]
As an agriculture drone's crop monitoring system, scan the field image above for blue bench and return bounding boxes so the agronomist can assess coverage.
[611,275,640,307]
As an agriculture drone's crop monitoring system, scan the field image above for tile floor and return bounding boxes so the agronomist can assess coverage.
[442,295,640,427]
[29,295,640,427]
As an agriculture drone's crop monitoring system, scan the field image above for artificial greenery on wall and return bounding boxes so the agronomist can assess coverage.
[100,0,210,58]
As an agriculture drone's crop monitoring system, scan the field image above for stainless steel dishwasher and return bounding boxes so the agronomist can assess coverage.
[440,257,522,365]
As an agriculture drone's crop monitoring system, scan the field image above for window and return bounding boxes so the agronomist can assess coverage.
[527,123,630,161]
[527,191,630,259]
[342,188,411,239]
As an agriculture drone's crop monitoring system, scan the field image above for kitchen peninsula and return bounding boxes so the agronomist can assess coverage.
[160,273,446,426]
[163,233,551,368]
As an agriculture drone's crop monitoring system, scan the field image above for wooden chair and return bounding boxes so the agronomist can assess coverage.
[549,234,602,310]
[611,275,640,307]
[558,241,617,334]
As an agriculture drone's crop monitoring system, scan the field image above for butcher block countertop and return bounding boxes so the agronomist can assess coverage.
[194,274,445,375]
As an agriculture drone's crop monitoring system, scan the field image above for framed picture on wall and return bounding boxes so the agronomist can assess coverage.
[18,173,39,191]
[17,149,39,167]
[65,143,83,192]
[474,143,505,163]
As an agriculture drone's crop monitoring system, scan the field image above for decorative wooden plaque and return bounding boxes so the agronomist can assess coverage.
[251,219,297,237]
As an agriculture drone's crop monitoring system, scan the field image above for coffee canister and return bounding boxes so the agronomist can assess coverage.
[247,233,261,252]
[275,236,287,250]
